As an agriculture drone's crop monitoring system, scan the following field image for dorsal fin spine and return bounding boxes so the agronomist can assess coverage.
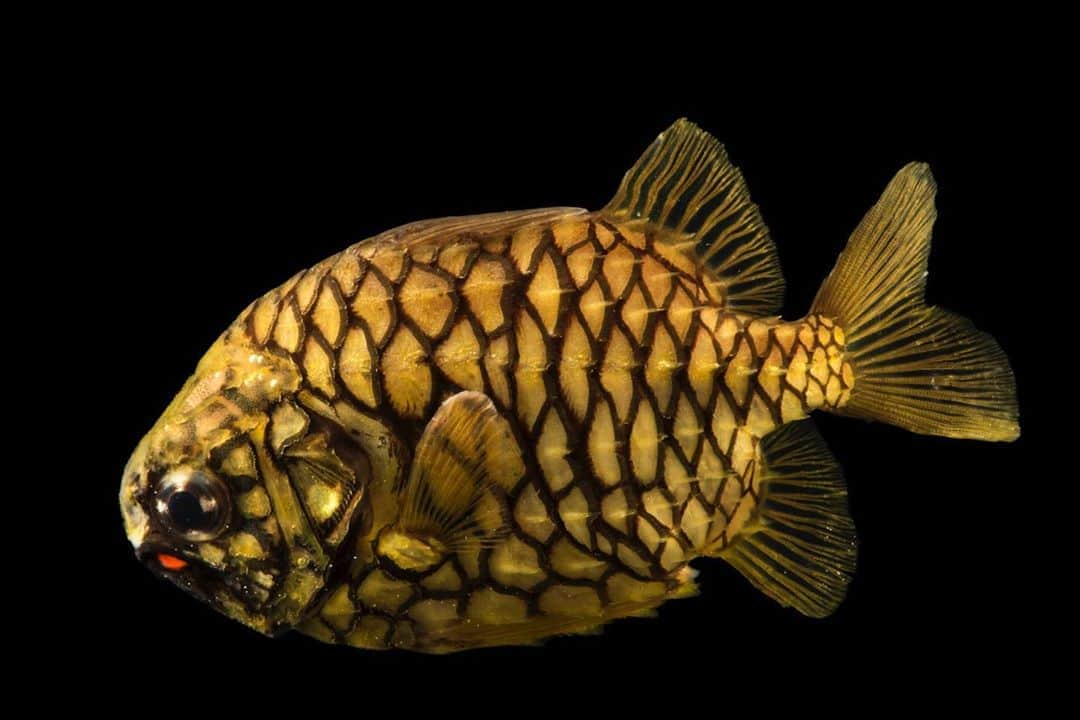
[601,119,784,315]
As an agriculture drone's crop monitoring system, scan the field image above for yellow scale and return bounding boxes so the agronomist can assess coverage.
[120,119,1019,653]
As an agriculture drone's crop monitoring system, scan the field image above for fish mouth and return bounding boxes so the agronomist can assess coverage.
[134,539,284,638]
[135,541,217,607]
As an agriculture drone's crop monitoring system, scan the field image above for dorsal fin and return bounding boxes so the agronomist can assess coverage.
[601,119,784,315]
[385,208,587,249]
[386,392,523,567]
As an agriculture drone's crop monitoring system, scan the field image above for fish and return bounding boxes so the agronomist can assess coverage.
[119,119,1019,652]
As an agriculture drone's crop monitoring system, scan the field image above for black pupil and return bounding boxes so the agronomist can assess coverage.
[167,489,212,531]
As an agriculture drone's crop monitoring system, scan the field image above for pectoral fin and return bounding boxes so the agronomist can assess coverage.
[383,391,524,569]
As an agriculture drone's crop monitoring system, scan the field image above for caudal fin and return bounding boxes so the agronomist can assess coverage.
[812,163,1019,441]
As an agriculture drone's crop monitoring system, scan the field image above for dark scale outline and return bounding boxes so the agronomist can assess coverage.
[387,313,440,422]
[749,322,795,424]
[434,237,482,281]
[628,352,666,489]
[208,433,257,491]
[244,288,279,347]
[598,236,691,565]
[596,232,682,575]
[509,476,559,547]
[233,212,823,647]
[722,328,753,420]
[354,262,398,352]
[472,251,520,339]
[516,302,555,438]
[667,278,701,347]
[690,315,731,471]
[328,248,369,300]
[396,261,460,344]
[751,383,784,428]
[562,230,602,290]
[315,274,350,351]
[431,229,614,616]
[299,325,340,405]
[539,241,575,339]
[635,237,708,506]
[584,251,617,346]
[648,314,688,420]
[269,294,306,357]
[207,436,283,572]
[518,225,556,276]
[643,251,752,556]
[293,264,330,315]
[378,242,413,287]
[333,315,384,411]
[554,304,597,427]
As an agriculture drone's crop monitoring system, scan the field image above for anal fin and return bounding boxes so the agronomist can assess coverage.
[718,420,857,618]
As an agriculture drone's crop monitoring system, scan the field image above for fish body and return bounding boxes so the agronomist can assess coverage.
[120,120,1019,652]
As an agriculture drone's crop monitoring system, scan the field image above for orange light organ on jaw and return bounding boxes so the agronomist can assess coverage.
[157,553,188,571]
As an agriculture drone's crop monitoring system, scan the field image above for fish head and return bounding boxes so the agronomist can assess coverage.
[119,328,380,636]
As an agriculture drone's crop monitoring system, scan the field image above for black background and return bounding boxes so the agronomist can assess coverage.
[52,47,1054,707]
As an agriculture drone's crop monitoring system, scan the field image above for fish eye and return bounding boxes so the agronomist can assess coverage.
[154,468,231,542]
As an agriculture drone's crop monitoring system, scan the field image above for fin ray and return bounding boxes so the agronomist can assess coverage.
[394,391,522,554]
[602,119,783,314]
[812,163,1019,441]
[390,208,586,250]
[718,420,856,618]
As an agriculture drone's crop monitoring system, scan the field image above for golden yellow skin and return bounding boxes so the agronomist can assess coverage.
[122,119,1020,652]
[118,333,343,633]
[192,208,851,652]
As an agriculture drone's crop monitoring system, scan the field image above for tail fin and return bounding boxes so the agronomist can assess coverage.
[812,163,1019,441]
